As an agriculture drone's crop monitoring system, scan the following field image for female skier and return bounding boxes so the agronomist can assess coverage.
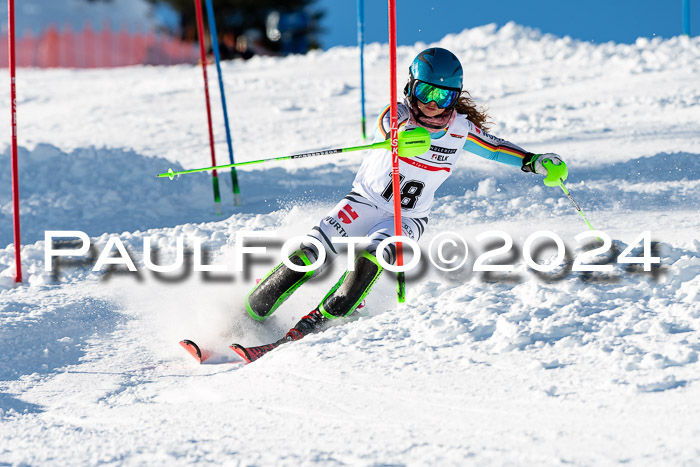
[231,47,567,362]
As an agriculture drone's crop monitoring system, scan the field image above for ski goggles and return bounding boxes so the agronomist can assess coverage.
[412,81,460,109]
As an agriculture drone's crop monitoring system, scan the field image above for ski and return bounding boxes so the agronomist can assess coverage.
[229,340,286,364]
[179,339,243,364]
[178,338,284,365]
[229,301,368,364]
[182,302,367,365]
[179,339,210,364]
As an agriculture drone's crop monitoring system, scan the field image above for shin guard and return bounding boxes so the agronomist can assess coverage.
[245,249,314,321]
[318,250,383,319]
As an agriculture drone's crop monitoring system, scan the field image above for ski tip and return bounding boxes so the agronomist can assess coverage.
[180,339,205,363]
[229,344,252,364]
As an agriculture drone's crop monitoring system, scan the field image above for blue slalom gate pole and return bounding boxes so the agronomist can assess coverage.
[683,0,691,36]
[357,0,367,139]
[204,0,241,205]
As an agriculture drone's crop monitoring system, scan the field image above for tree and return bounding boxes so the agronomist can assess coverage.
[148,0,322,54]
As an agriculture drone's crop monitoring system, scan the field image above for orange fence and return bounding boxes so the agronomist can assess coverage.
[0,23,200,68]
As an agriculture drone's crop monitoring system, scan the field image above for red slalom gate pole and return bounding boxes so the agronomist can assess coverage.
[194,0,222,214]
[8,0,22,283]
[387,0,404,302]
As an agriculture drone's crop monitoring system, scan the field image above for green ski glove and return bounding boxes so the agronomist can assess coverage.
[522,153,568,186]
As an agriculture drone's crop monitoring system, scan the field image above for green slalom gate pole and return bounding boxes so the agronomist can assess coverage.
[157,127,431,180]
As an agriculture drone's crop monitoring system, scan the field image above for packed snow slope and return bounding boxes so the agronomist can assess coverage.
[1,23,699,465]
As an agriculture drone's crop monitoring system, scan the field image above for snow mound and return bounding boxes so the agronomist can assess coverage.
[0,144,220,247]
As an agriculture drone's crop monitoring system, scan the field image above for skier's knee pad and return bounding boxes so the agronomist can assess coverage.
[245,248,315,321]
[366,242,394,266]
[300,239,332,277]
[318,250,383,319]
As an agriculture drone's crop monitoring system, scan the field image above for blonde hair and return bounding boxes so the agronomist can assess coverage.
[455,91,491,132]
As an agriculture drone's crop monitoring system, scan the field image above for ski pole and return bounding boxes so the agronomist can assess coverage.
[157,127,431,180]
[204,0,241,206]
[542,159,600,241]
[558,181,599,239]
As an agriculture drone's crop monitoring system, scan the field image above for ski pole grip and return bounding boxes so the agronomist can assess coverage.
[542,159,568,187]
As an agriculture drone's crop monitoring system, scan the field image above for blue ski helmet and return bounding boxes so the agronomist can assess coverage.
[408,47,463,91]
[404,48,463,129]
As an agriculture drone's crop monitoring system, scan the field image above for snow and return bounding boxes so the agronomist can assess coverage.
[1,23,700,464]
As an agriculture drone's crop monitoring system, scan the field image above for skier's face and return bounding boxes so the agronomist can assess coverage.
[416,99,445,117]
